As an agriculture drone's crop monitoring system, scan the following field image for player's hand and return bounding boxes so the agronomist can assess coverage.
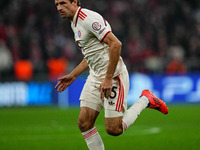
[99,78,112,99]
[55,74,75,92]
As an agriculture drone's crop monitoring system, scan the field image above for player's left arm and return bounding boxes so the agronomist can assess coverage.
[99,32,122,99]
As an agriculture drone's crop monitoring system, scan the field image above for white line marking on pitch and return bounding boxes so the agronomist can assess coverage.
[123,126,161,136]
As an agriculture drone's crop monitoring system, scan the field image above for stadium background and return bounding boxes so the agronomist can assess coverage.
[0,0,200,150]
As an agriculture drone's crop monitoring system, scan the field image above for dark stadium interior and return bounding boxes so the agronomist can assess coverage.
[0,0,200,82]
[1,1,200,150]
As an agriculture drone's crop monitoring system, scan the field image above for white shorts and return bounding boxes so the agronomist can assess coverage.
[80,69,129,118]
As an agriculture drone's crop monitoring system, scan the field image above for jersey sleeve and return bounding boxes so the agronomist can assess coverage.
[83,12,112,42]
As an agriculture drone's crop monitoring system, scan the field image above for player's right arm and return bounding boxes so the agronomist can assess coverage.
[55,59,89,92]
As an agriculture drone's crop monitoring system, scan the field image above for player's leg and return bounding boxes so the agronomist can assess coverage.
[104,70,129,136]
[122,90,168,132]
[104,96,148,136]
[78,78,105,150]
[105,116,123,136]
[104,93,149,136]
[104,69,168,135]
[104,91,168,135]
[121,95,149,132]
[78,102,104,150]
[104,95,148,136]
[78,106,99,132]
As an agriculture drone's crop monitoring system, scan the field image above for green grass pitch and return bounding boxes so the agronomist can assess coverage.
[0,105,200,150]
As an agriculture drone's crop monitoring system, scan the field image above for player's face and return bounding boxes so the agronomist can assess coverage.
[55,0,78,20]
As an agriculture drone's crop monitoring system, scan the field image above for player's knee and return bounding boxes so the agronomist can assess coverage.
[105,126,123,136]
[78,119,93,132]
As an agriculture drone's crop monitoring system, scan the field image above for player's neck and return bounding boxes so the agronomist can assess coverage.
[69,6,79,21]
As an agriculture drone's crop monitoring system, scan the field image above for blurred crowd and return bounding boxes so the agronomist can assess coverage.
[0,0,200,81]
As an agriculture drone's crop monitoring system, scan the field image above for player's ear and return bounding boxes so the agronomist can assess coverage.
[72,0,78,5]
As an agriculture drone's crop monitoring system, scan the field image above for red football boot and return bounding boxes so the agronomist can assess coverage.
[140,89,168,114]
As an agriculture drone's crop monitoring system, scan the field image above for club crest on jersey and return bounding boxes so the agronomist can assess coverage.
[92,22,101,31]
[78,30,81,37]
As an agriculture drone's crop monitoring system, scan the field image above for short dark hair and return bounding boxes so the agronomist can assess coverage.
[69,0,81,6]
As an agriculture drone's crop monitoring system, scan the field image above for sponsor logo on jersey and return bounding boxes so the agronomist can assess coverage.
[92,22,101,31]
[108,101,115,106]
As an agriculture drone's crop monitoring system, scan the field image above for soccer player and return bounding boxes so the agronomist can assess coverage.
[54,0,168,149]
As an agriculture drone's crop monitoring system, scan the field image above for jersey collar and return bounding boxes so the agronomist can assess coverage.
[72,7,81,27]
